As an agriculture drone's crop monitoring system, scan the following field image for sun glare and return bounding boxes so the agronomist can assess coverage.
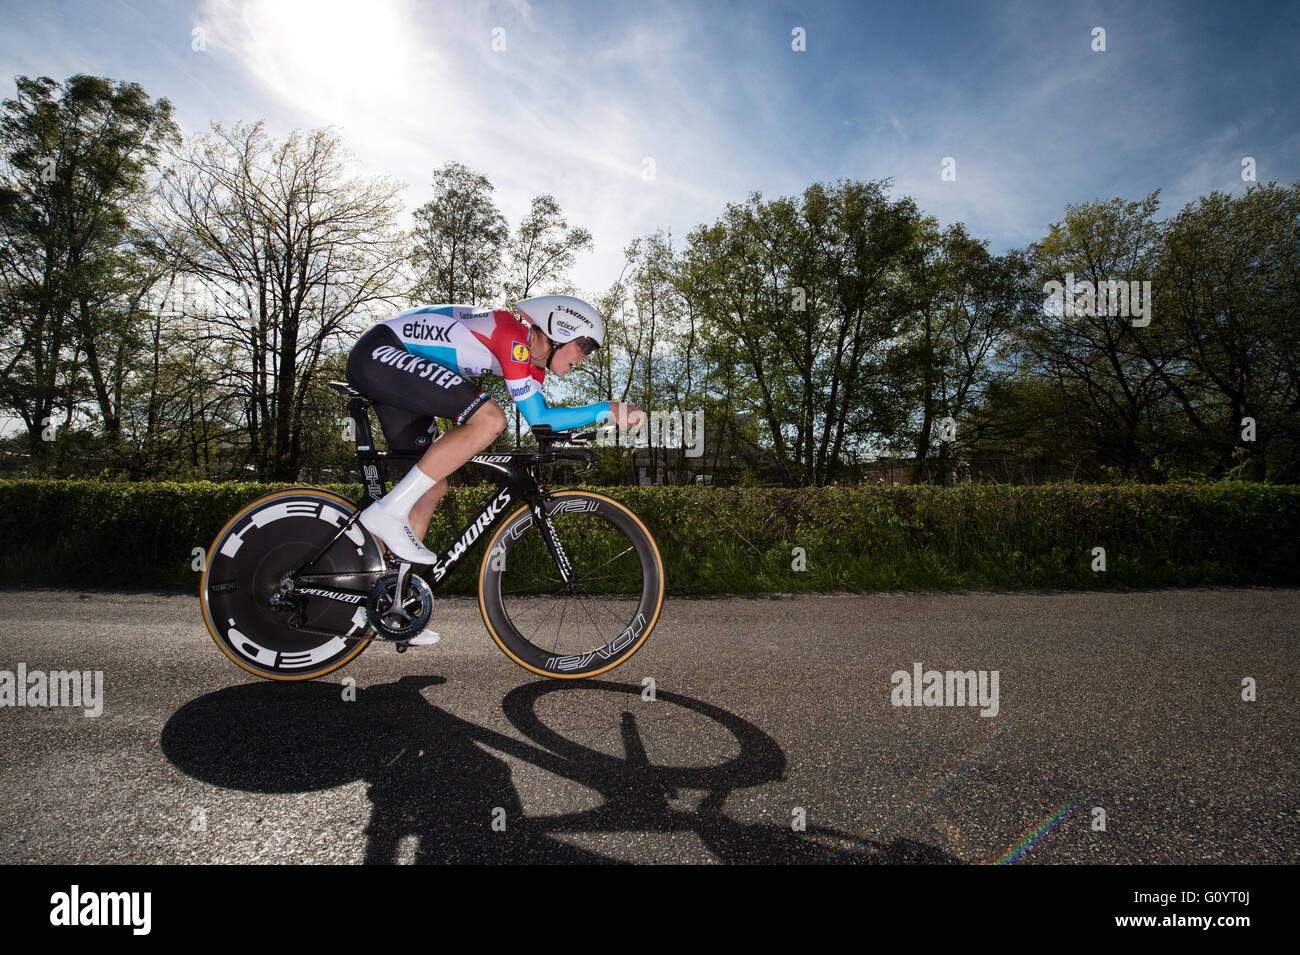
[235,0,420,121]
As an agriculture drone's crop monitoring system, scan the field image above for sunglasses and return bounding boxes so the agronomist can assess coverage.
[573,336,600,356]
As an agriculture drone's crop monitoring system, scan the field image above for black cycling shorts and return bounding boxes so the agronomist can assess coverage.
[346,324,492,452]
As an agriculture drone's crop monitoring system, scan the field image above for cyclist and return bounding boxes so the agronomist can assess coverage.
[345,295,642,642]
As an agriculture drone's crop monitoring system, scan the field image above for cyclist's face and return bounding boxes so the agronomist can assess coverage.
[550,339,590,376]
[526,329,594,375]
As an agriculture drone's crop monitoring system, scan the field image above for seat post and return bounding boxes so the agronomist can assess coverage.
[348,395,386,504]
[348,395,376,452]
[324,381,385,505]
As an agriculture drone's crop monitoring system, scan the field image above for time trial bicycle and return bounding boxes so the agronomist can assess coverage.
[200,381,665,681]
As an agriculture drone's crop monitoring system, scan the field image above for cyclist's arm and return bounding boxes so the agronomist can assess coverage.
[513,389,611,430]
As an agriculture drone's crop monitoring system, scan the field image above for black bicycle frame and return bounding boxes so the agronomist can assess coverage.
[282,391,581,607]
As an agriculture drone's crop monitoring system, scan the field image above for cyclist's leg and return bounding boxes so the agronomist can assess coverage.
[406,400,507,533]
[408,477,448,540]
[412,400,507,533]
[371,401,440,454]
[368,401,451,537]
[345,325,505,561]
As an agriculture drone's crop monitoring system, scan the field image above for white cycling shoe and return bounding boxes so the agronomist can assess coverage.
[358,464,440,564]
[404,630,441,647]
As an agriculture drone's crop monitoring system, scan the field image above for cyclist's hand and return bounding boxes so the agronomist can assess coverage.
[610,402,644,429]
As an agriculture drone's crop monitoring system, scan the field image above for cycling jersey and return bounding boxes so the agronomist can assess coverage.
[376,304,611,431]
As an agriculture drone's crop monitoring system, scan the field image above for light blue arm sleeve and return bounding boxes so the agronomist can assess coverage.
[516,392,611,431]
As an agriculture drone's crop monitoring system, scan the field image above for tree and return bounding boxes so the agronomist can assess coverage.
[503,194,592,302]
[683,180,920,485]
[1143,183,1300,480]
[889,221,1028,483]
[622,233,663,478]
[1018,192,1169,479]
[794,180,919,484]
[153,121,406,480]
[0,74,178,466]
[411,161,507,305]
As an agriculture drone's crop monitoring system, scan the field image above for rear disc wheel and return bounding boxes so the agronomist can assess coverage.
[200,488,384,681]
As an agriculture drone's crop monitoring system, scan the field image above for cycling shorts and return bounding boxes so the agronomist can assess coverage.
[345,324,492,452]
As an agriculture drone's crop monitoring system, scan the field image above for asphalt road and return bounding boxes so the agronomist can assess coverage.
[1,587,1296,864]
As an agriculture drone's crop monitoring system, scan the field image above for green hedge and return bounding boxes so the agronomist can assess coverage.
[1,480,1296,592]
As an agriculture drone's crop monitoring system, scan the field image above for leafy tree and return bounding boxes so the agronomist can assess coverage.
[153,121,406,480]
[0,74,178,467]
[411,161,508,305]
[681,180,920,485]
[1018,192,1169,479]
[1143,183,1300,480]
[889,220,1029,483]
[502,194,592,302]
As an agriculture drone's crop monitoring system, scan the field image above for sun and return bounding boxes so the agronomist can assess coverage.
[207,0,423,123]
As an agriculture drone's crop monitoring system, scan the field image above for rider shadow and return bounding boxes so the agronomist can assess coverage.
[355,676,608,863]
[161,677,962,864]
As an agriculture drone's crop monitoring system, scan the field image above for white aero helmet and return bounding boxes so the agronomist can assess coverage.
[515,295,604,355]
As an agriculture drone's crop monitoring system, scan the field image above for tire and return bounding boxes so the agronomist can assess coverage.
[478,489,665,678]
[200,488,385,681]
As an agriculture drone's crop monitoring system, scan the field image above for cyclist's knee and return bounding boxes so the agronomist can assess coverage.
[473,400,507,435]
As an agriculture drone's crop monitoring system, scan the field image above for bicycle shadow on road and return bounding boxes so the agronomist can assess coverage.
[160,677,960,864]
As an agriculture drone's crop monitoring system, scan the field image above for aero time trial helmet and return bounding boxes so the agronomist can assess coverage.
[515,295,604,356]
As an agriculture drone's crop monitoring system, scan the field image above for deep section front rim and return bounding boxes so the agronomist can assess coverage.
[477,490,665,678]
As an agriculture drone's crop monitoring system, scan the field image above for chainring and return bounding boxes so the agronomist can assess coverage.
[365,571,434,641]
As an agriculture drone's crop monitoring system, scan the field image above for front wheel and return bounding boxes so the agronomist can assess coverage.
[478,490,665,678]
[200,488,385,681]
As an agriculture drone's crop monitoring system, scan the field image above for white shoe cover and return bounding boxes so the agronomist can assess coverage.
[359,464,440,563]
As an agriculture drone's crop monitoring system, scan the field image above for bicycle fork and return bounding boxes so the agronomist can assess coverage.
[531,499,577,595]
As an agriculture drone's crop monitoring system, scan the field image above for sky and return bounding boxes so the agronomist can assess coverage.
[1,0,1298,303]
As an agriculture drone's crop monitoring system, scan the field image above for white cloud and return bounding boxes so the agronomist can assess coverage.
[191,0,761,299]
[177,6,838,294]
